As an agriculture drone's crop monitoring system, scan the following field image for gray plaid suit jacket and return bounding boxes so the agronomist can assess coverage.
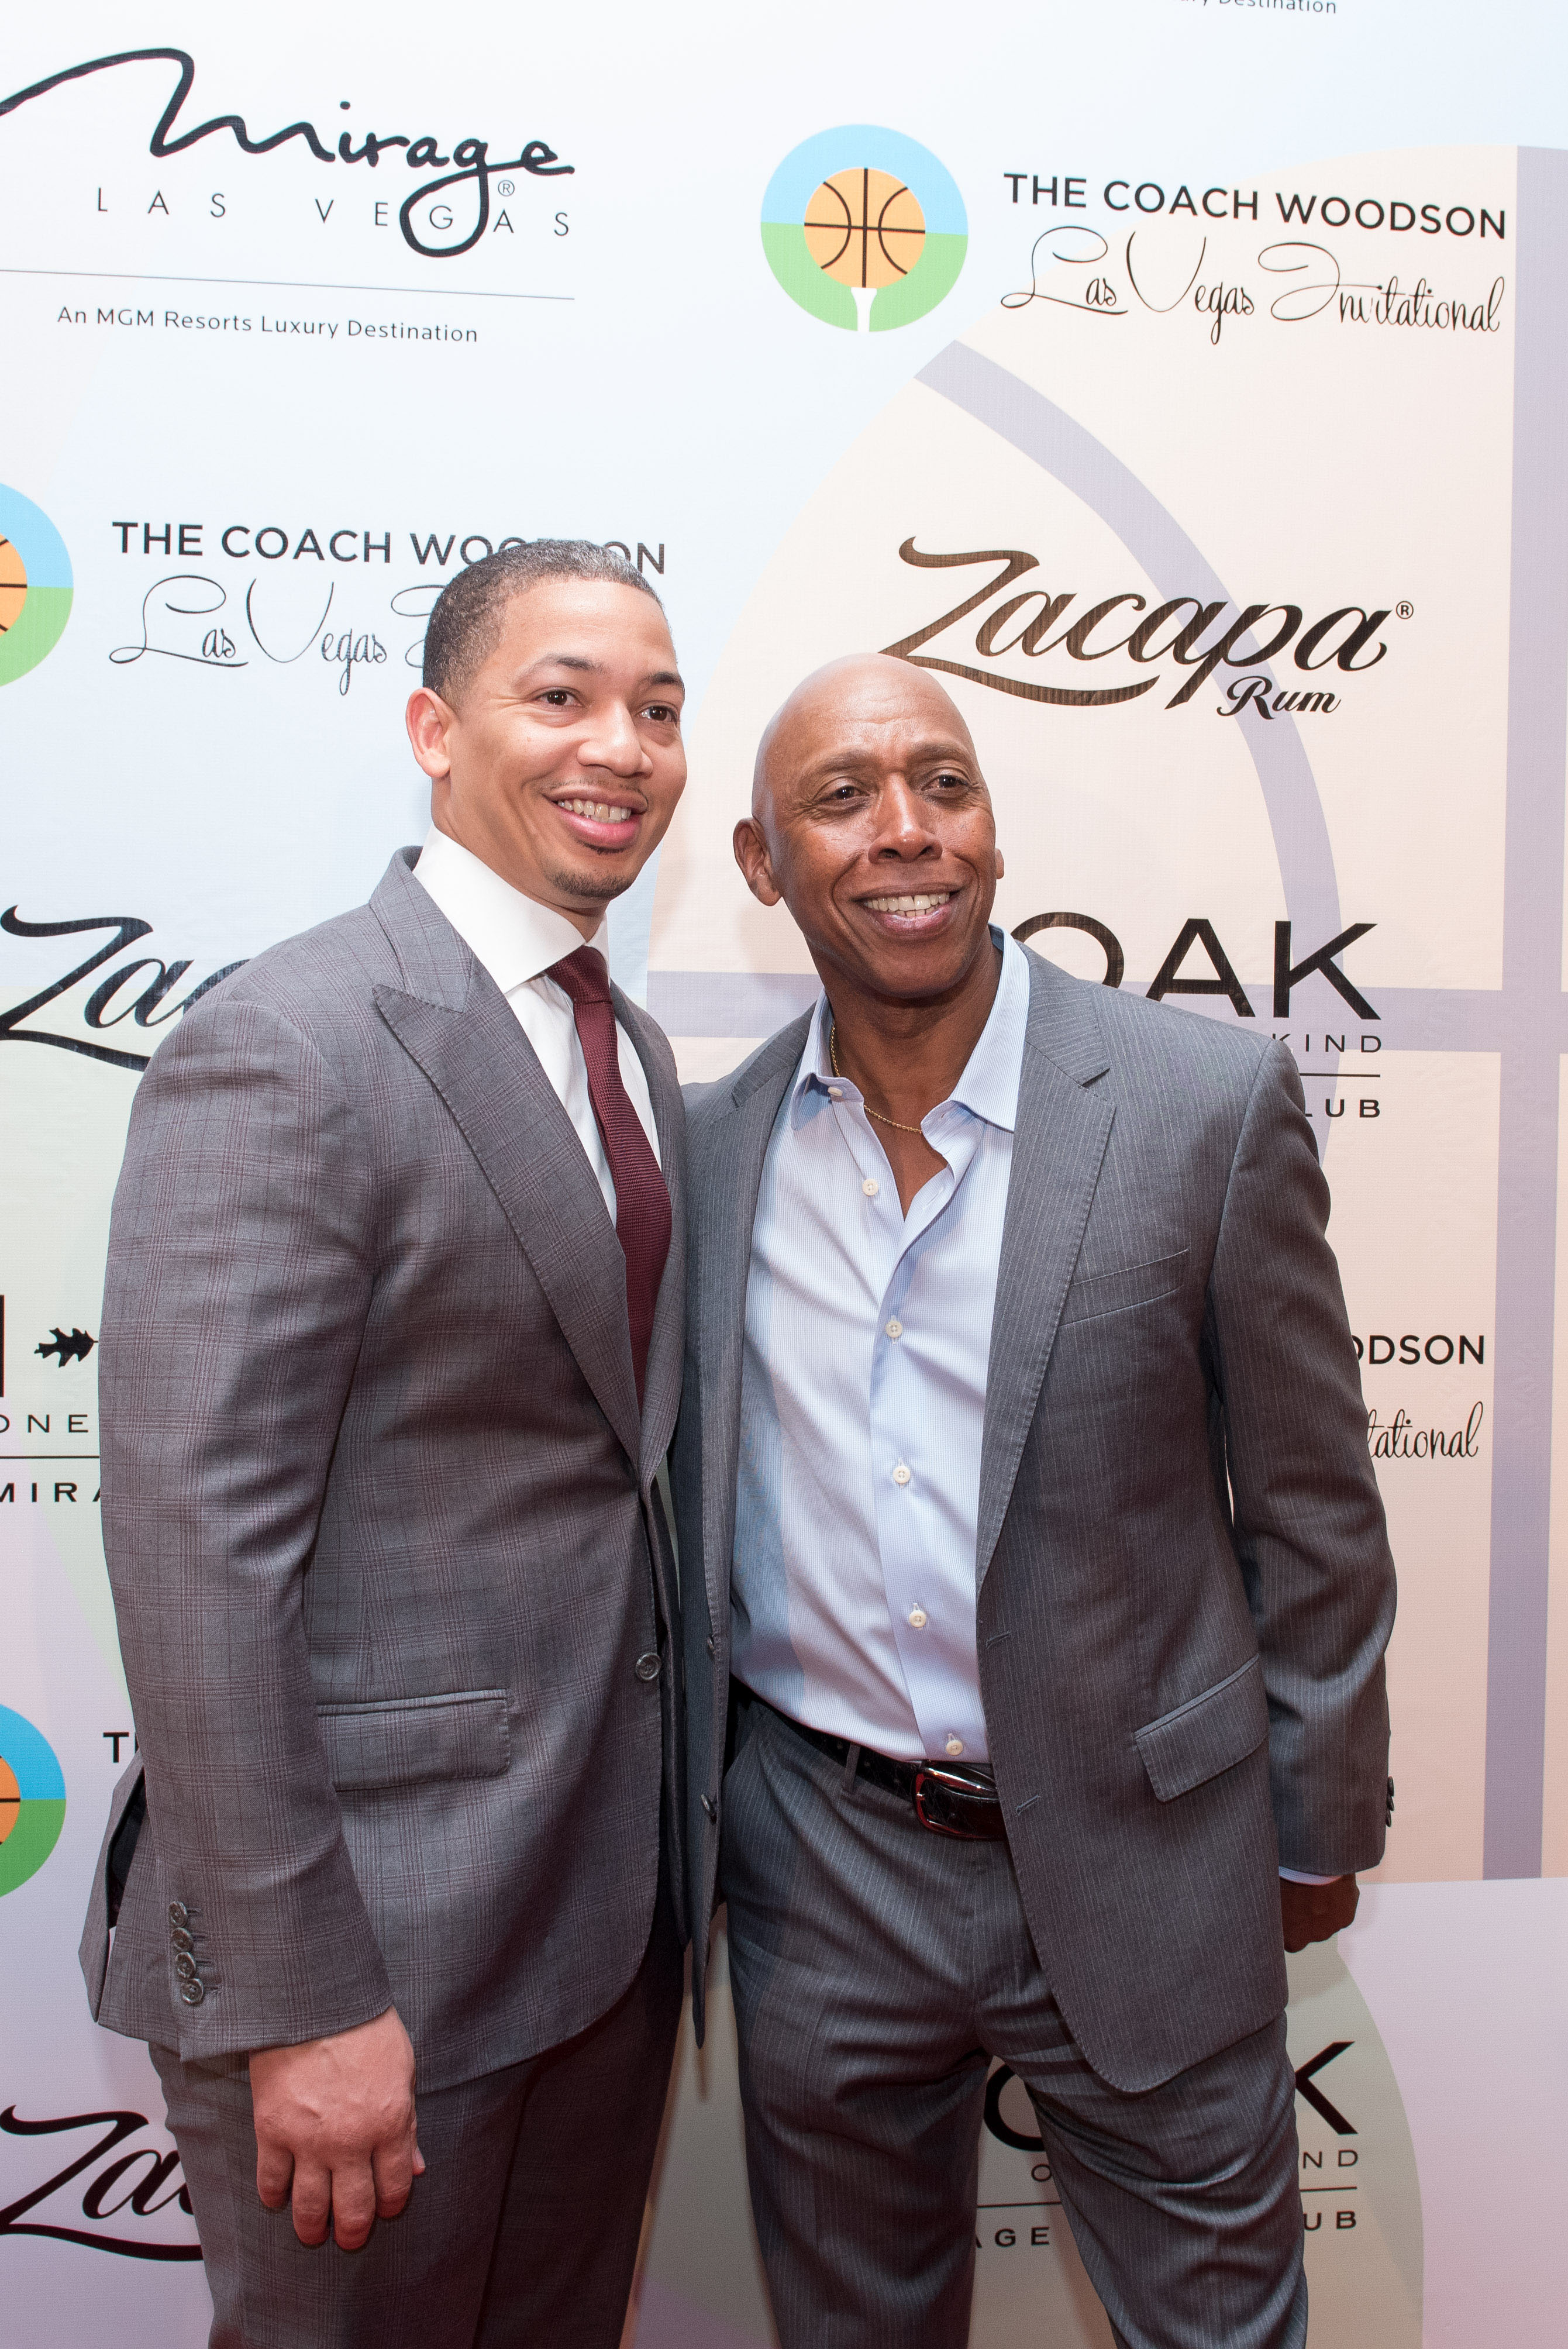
[673,949,1394,2092]
[80,847,687,2092]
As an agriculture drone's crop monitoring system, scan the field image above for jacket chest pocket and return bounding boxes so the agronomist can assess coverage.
[1059,1245,1189,1330]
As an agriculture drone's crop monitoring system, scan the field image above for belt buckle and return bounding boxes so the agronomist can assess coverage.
[913,1763,1000,1841]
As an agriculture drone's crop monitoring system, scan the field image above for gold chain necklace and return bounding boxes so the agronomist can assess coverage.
[829,1022,928,1135]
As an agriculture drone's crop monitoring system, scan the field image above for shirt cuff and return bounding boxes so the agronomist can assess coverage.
[1278,1867,1343,1886]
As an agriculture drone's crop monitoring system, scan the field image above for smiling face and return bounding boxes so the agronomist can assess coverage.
[406,578,687,934]
[735,655,1003,1006]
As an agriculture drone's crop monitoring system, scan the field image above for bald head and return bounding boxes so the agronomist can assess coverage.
[733,650,1002,1008]
[751,653,978,831]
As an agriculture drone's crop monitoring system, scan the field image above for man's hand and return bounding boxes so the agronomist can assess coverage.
[1281,1873,1358,1952]
[250,2006,424,2250]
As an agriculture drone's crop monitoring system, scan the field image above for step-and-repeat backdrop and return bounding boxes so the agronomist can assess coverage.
[1,6,1564,2343]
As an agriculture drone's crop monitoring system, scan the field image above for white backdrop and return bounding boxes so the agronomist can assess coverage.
[1,6,1565,2341]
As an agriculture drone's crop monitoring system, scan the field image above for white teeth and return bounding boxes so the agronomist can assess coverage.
[559,799,634,822]
[864,891,952,914]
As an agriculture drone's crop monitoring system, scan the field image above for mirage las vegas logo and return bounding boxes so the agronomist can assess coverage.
[0,46,573,258]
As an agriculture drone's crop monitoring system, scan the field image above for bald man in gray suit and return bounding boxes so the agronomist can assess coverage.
[81,543,691,2347]
[674,656,1395,2349]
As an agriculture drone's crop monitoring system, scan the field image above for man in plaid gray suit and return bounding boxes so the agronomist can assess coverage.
[81,542,690,2346]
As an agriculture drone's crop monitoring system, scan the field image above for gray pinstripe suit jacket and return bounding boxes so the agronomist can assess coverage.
[80,847,687,2092]
[673,949,1394,2092]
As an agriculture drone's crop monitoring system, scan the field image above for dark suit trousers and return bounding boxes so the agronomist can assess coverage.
[151,1875,681,2349]
[721,1699,1306,2349]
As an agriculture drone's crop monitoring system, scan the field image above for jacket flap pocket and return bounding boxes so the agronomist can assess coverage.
[1133,1656,1267,1801]
[318,1690,511,1792]
[1060,1246,1188,1328]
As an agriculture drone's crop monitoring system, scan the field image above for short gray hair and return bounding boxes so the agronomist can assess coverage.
[422,539,664,702]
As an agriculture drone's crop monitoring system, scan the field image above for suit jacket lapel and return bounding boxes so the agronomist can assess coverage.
[700,1016,812,1637]
[370,851,643,1466]
[977,956,1115,1589]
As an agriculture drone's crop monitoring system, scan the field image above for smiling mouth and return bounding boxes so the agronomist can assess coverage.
[556,797,641,822]
[549,794,645,852]
[862,890,953,915]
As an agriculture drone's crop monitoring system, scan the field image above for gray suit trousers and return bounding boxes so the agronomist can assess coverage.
[151,1875,681,2348]
[721,1702,1306,2349]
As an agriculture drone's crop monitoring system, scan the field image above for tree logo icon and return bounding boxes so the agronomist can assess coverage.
[763,127,967,332]
[0,486,73,688]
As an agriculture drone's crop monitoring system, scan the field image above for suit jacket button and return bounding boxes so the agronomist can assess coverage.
[705,1635,716,1657]
[701,1795,717,1822]
[171,1926,194,1953]
[173,1952,198,1980]
[634,1652,661,1682]
[180,1980,206,2007]
[168,1903,189,1927]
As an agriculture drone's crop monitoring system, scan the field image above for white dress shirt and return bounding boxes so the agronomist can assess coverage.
[412,825,659,1218]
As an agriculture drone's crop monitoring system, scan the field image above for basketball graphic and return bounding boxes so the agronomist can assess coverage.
[0,485,73,686]
[0,1706,67,1896]
[763,127,966,331]
[0,533,26,635]
[804,168,926,288]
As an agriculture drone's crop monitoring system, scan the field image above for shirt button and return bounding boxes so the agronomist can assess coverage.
[885,1318,903,1339]
[891,1464,911,1486]
[945,1735,965,1757]
[828,1086,843,1101]
[863,1177,879,1197]
[907,1606,928,1629]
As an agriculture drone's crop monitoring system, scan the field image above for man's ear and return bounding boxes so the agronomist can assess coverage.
[406,687,457,783]
[995,848,1005,880]
[733,816,783,908]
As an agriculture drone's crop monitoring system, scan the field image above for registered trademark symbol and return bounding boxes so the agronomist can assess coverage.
[1395,601,1414,619]
[497,180,515,197]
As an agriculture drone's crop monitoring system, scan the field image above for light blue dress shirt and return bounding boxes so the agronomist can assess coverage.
[731,928,1031,1765]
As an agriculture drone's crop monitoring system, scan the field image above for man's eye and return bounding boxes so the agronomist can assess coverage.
[933,771,966,790]
[539,689,574,707]
[645,703,680,725]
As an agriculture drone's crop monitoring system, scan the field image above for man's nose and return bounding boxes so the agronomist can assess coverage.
[577,702,652,777]
[869,777,939,857]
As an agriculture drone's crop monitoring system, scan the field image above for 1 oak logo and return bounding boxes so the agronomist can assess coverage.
[1013,910,1379,1023]
[984,2040,1359,2144]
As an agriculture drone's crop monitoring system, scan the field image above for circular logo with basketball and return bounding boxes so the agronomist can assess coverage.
[0,484,73,687]
[762,126,967,332]
[0,1706,67,1895]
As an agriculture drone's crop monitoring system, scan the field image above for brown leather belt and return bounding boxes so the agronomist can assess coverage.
[735,1684,1008,1842]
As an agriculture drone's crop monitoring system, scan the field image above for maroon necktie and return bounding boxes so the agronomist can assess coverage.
[551,945,672,1407]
